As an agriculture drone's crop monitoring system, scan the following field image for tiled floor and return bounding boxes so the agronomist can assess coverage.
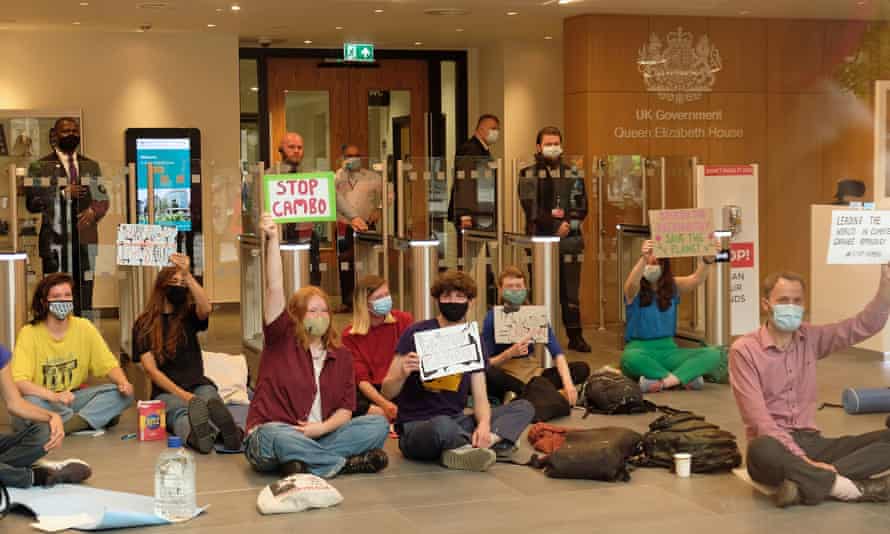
[5,309,890,533]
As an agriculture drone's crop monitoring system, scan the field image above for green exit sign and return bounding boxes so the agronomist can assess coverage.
[344,42,375,62]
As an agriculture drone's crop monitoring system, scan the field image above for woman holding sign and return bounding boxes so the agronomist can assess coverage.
[620,240,721,393]
[243,214,389,479]
[482,267,590,406]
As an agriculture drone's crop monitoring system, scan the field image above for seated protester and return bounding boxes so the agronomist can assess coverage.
[620,239,720,392]
[133,253,242,454]
[731,268,890,508]
[382,270,535,472]
[483,266,590,405]
[342,275,413,420]
[244,214,389,478]
[12,273,134,434]
[1,343,92,488]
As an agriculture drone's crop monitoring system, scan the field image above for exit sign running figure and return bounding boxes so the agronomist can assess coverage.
[344,43,375,62]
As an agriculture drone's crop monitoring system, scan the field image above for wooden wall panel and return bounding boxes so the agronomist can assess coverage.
[647,93,711,157]
[588,93,651,154]
[564,16,591,95]
[708,18,767,93]
[767,20,826,93]
[707,93,767,165]
[585,15,650,92]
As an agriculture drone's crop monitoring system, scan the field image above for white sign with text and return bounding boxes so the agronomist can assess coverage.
[415,322,485,381]
[827,210,890,264]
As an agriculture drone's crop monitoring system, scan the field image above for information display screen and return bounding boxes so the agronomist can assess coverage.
[136,138,192,231]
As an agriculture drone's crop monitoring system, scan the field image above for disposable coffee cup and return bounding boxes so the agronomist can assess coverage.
[674,452,692,478]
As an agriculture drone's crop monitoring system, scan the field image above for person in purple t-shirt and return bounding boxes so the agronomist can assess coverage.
[731,266,890,508]
[382,270,534,472]
[242,214,389,479]
[0,343,92,488]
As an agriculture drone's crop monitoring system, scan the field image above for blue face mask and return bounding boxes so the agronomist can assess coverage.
[370,295,393,317]
[771,304,804,332]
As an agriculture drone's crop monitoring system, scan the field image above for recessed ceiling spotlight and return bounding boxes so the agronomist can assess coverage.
[557,0,573,4]
[72,21,81,25]
[215,7,223,12]
[544,35,553,40]
[335,26,343,30]
[456,28,464,32]
[250,87,258,92]
[230,4,241,11]
[207,23,217,27]
[79,2,89,6]
[506,11,519,16]
[414,41,423,45]
[303,39,313,44]
[738,9,751,15]
[139,2,168,9]
[374,8,384,13]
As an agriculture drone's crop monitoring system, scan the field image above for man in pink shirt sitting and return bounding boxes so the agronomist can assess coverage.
[730,266,890,508]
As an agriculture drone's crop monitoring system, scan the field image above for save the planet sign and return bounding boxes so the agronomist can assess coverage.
[264,172,337,223]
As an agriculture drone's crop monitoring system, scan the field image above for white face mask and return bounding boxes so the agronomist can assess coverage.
[541,145,563,160]
[643,265,662,284]
[485,129,500,145]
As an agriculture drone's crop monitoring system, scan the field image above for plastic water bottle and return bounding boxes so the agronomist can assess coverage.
[154,436,196,521]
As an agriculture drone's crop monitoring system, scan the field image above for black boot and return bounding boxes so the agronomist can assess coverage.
[773,479,802,508]
[340,449,389,475]
[206,397,243,451]
[279,460,308,477]
[568,333,591,353]
[855,475,890,502]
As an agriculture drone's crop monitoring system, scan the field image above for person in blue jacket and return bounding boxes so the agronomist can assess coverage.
[482,266,590,405]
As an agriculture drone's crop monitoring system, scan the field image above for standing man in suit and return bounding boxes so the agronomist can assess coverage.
[449,114,500,238]
[519,126,590,353]
[274,132,321,287]
[26,118,108,316]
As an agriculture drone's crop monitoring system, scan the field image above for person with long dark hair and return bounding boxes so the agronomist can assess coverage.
[133,253,242,453]
[243,214,389,478]
[12,272,133,434]
[620,239,720,392]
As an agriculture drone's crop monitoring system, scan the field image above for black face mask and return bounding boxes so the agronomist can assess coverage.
[165,286,188,307]
[57,135,80,153]
[438,301,468,322]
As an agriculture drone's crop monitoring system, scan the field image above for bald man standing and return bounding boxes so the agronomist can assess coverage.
[274,132,321,286]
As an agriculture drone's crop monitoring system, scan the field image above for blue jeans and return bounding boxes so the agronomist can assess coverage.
[14,383,133,431]
[157,385,222,442]
[0,424,51,488]
[245,415,388,478]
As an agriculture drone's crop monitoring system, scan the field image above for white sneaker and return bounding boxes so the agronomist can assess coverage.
[34,458,92,486]
[441,445,496,472]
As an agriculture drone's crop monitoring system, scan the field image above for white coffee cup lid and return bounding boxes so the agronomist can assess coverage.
[673,453,692,459]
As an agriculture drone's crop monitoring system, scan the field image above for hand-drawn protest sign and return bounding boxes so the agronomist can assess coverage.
[493,306,549,344]
[649,208,714,258]
[827,210,890,264]
[116,224,177,266]
[415,322,485,381]
[265,172,337,223]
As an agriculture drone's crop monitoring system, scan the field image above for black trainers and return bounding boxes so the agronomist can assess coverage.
[186,397,216,454]
[340,449,389,475]
[279,460,308,477]
[206,397,243,451]
[855,474,890,502]
[33,459,93,486]
[568,336,592,353]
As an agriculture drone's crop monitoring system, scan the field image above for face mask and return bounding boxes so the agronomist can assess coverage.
[438,301,468,322]
[503,289,527,306]
[485,129,500,145]
[303,315,330,337]
[57,135,80,153]
[165,286,188,307]
[541,145,562,160]
[643,265,662,284]
[370,295,393,317]
[48,300,74,321]
[771,304,804,332]
[345,157,361,171]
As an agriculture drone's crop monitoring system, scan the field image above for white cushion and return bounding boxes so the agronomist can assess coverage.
[256,474,343,515]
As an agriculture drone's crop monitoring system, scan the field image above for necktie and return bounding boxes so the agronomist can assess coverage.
[68,155,78,183]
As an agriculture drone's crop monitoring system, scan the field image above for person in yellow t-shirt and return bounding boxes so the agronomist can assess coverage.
[12,273,133,434]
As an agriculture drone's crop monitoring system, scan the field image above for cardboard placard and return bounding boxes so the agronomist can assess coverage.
[827,210,890,264]
[649,208,714,258]
[415,322,485,381]
[493,305,549,344]
[265,172,337,223]
[116,224,177,267]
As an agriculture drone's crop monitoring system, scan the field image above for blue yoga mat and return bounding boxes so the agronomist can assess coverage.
[8,484,205,531]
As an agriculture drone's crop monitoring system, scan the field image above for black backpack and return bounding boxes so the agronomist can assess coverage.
[582,370,655,417]
[534,427,642,482]
[520,376,571,423]
[633,409,742,473]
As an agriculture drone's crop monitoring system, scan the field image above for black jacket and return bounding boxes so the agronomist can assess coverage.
[448,135,495,227]
[518,157,588,236]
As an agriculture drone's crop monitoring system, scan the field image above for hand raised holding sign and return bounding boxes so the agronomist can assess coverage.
[641,239,655,258]
[260,213,278,240]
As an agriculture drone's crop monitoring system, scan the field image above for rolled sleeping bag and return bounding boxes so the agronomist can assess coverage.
[842,387,890,414]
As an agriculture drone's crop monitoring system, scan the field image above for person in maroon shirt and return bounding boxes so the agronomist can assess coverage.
[731,266,890,508]
[342,275,413,420]
[243,214,389,478]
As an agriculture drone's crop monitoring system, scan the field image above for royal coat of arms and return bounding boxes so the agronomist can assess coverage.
[638,27,722,104]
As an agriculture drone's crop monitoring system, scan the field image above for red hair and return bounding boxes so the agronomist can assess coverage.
[287,286,340,351]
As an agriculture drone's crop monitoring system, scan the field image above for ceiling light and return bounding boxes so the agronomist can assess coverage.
[738,9,751,15]
[250,87,258,92]
[335,26,343,30]
[374,9,384,13]
[303,39,313,44]
[544,35,553,40]
[79,1,89,6]
[506,11,519,16]
[139,2,168,9]
[230,4,241,11]
[215,7,223,12]
[207,23,217,28]
[456,28,464,32]
[423,8,470,16]
[414,41,423,46]
[557,0,573,4]
[72,21,81,25]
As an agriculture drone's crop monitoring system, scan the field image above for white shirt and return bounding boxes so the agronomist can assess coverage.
[308,345,327,424]
[54,149,79,179]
